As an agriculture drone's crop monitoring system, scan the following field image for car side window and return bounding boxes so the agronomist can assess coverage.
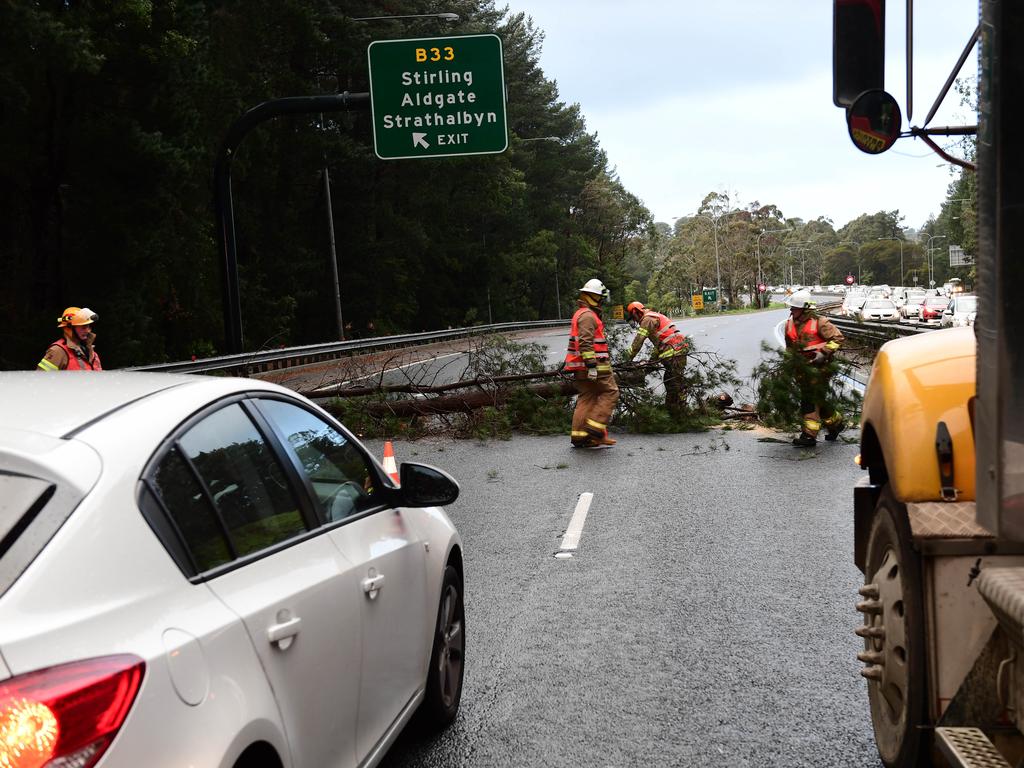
[255,399,379,523]
[175,403,307,559]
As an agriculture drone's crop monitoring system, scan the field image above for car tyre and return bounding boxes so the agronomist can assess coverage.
[419,565,465,730]
[863,487,930,767]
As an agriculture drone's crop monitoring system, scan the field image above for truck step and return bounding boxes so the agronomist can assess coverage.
[935,727,1012,768]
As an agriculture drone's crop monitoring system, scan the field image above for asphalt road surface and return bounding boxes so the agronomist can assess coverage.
[368,425,881,767]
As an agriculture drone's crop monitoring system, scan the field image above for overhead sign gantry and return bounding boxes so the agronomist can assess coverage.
[368,34,508,160]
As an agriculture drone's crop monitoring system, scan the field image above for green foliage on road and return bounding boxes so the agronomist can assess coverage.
[751,342,863,431]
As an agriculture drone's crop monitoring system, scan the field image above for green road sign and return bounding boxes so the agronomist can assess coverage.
[368,34,508,160]
[702,288,718,304]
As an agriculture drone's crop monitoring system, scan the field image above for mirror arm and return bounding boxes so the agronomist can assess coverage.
[911,125,978,136]
[911,130,977,172]
[922,23,981,128]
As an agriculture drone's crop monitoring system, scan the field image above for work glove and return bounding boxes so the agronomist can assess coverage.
[587,366,599,380]
[810,351,827,366]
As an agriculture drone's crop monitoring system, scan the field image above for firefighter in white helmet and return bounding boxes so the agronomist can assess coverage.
[784,290,844,446]
[563,279,619,447]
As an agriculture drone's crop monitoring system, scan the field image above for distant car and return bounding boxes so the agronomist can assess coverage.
[899,290,928,319]
[0,372,466,768]
[842,294,867,317]
[857,298,900,322]
[941,293,979,327]
[920,295,952,323]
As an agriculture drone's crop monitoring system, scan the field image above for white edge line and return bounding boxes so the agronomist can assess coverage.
[558,492,594,553]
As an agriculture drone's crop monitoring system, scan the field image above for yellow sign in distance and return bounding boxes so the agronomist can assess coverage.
[611,305,624,320]
[692,295,704,311]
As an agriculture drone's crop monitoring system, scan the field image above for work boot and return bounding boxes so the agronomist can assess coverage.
[792,433,817,448]
[597,434,617,447]
[824,418,846,442]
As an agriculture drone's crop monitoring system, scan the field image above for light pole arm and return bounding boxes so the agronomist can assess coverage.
[214,92,370,354]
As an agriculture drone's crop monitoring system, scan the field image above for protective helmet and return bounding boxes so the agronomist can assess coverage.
[786,290,814,309]
[57,307,82,328]
[579,278,607,296]
[69,307,98,326]
[626,301,646,321]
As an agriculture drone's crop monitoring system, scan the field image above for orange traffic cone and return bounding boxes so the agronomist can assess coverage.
[382,441,400,485]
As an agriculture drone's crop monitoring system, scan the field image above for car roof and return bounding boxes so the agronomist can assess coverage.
[0,372,275,439]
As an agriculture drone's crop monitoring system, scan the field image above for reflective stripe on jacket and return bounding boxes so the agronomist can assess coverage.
[642,311,688,359]
[49,339,103,371]
[565,306,611,372]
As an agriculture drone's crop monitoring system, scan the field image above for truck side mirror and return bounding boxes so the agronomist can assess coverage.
[833,0,886,107]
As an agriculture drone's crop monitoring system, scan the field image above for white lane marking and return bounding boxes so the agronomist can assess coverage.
[308,352,464,393]
[555,492,594,558]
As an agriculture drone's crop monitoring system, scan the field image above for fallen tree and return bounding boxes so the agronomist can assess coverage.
[313,364,653,419]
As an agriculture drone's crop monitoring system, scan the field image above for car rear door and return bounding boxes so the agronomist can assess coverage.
[253,398,429,759]
[148,400,361,768]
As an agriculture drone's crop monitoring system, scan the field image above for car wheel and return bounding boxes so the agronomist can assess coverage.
[861,487,928,767]
[419,565,465,730]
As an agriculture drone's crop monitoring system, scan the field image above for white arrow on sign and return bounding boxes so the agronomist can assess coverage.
[412,132,430,148]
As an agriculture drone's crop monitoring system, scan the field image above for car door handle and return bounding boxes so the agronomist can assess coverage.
[362,574,385,600]
[267,616,302,648]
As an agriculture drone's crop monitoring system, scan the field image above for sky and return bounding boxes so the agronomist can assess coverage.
[499,0,979,231]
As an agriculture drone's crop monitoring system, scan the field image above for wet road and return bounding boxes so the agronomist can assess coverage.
[372,426,881,767]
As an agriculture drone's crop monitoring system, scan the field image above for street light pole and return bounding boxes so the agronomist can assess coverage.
[686,209,742,310]
[926,234,947,286]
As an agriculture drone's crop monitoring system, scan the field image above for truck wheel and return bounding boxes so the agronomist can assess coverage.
[419,565,465,730]
[862,487,928,767]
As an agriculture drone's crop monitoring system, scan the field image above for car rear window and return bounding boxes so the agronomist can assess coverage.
[0,472,58,596]
[0,474,56,558]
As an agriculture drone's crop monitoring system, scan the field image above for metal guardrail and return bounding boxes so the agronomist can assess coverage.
[829,315,933,346]
[130,320,569,375]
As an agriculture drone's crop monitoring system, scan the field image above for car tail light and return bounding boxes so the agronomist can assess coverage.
[0,655,144,768]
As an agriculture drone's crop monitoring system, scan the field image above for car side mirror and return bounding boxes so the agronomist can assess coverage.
[397,462,460,507]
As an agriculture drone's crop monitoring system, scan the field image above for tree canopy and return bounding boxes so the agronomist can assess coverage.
[0,1,974,369]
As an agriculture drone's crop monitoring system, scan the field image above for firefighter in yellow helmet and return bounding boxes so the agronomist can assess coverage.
[624,301,691,417]
[784,290,844,446]
[564,279,619,448]
[37,307,103,371]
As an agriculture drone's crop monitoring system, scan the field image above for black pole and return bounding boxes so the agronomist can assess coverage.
[213,92,370,354]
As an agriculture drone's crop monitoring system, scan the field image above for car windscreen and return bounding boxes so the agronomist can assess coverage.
[863,301,893,310]
[925,297,949,307]
[907,293,926,303]
[957,296,978,312]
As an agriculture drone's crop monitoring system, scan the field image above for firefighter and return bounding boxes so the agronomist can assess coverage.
[564,279,619,448]
[37,307,102,371]
[784,290,844,446]
[624,301,691,417]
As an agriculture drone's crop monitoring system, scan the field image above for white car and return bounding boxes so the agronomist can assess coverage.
[899,290,928,319]
[857,298,900,322]
[0,373,465,768]
[941,293,979,327]
[842,293,867,317]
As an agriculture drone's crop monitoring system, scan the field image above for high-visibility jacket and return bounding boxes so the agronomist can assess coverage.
[630,311,688,360]
[565,305,611,373]
[40,338,103,371]
[785,315,842,355]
